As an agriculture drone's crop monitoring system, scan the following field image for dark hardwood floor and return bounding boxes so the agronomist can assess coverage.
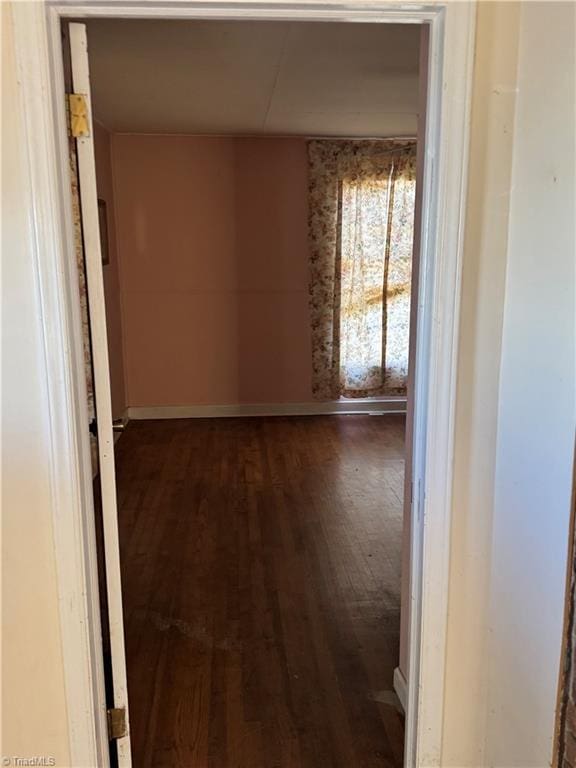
[115,414,406,768]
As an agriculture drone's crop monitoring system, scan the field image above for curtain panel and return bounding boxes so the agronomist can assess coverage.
[69,129,95,421]
[307,140,417,400]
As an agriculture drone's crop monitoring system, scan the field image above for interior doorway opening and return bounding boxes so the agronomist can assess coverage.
[64,16,426,767]
[38,0,485,758]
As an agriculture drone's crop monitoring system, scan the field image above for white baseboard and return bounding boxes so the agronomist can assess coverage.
[126,398,407,421]
[393,666,407,713]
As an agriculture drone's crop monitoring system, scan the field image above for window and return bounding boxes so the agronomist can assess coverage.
[340,170,415,397]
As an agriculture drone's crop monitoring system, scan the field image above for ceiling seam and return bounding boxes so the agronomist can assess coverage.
[262,23,291,132]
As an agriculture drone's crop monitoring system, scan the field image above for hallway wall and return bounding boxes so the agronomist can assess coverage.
[2,4,71,761]
[444,2,575,766]
[110,135,313,408]
[442,3,521,762]
[486,3,575,764]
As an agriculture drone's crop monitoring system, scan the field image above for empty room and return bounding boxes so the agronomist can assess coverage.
[67,16,424,767]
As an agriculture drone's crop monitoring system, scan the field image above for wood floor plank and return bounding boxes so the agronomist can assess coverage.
[115,414,406,767]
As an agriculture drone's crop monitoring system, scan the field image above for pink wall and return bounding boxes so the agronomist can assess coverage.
[94,122,126,420]
[110,135,313,407]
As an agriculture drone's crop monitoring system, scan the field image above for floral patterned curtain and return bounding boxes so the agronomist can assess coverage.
[308,140,417,399]
[69,129,95,421]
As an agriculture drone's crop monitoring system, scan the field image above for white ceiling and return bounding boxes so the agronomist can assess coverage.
[86,20,421,137]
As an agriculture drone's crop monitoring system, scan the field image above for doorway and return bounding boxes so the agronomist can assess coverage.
[22,3,474,764]
[74,18,420,766]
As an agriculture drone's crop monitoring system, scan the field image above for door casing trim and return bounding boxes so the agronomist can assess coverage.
[10,1,476,764]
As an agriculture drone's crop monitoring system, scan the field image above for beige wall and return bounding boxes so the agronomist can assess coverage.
[442,2,521,763]
[111,135,313,408]
[443,3,575,766]
[485,3,575,764]
[1,4,71,764]
[94,122,126,420]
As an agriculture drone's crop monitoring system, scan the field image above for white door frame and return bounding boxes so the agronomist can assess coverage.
[10,1,476,765]
[67,21,133,765]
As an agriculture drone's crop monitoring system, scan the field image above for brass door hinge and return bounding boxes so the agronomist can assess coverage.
[67,93,90,138]
[107,707,127,740]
